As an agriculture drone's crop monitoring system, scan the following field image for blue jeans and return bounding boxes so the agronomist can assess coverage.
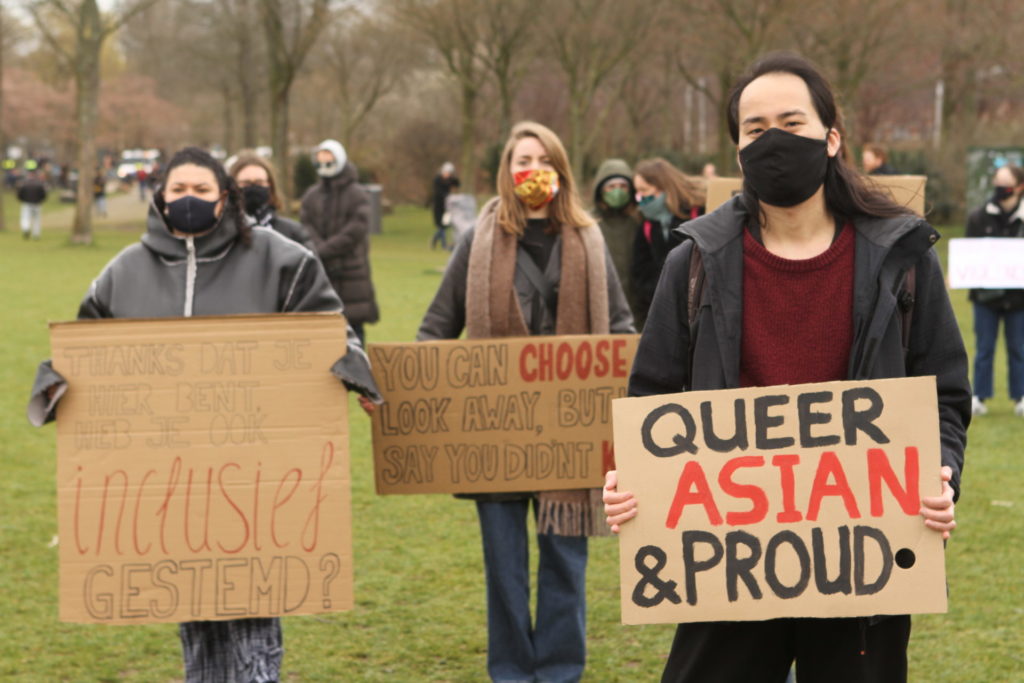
[972,302,1024,400]
[476,499,588,683]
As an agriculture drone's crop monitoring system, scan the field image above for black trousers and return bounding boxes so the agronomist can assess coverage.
[661,616,911,683]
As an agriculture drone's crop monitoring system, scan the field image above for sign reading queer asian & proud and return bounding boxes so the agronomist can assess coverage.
[368,334,639,494]
[613,377,947,624]
[50,314,353,624]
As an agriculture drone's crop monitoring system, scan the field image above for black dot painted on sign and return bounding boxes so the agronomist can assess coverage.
[895,548,916,569]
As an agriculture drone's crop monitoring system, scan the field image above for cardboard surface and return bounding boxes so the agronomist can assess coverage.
[613,377,946,624]
[51,313,353,624]
[704,175,926,216]
[368,335,639,494]
[705,178,743,212]
[947,237,1024,288]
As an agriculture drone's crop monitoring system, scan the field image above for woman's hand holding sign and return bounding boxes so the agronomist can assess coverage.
[920,465,956,540]
[603,470,637,534]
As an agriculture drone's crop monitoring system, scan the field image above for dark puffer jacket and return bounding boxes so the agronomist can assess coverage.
[629,196,971,498]
[591,159,640,317]
[28,203,379,425]
[300,162,380,325]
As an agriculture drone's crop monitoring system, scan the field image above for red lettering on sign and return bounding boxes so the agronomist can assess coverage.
[806,452,861,521]
[867,447,920,516]
[666,460,723,529]
[718,456,768,525]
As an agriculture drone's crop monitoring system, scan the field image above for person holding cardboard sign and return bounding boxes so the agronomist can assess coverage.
[418,121,634,683]
[965,164,1024,417]
[604,53,970,682]
[28,146,381,683]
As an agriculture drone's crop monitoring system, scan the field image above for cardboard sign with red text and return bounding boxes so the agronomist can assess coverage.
[947,237,1024,288]
[613,377,946,624]
[51,314,353,624]
[368,335,639,494]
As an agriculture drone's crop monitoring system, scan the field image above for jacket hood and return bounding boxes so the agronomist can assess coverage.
[680,195,937,256]
[591,158,634,204]
[317,159,359,189]
[141,201,240,259]
[314,139,347,177]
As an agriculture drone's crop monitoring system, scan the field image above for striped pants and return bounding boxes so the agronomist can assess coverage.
[179,618,282,683]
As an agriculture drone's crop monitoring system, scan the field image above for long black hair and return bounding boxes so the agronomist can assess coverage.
[726,52,913,228]
[154,146,251,244]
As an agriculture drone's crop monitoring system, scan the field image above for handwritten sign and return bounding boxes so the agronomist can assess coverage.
[51,314,353,624]
[368,335,639,494]
[948,238,1024,289]
[613,377,946,624]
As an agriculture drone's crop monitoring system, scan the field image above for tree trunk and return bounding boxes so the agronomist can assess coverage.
[222,83,236,155]
[72,34,102,245]
[269,78,291,205]
[459,84,477,195]
[567,92,585,184]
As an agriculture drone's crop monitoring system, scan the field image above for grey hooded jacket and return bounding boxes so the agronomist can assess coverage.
[28,203,380,425]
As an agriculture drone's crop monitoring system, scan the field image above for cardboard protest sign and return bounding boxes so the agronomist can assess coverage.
[947,237,1024,289]
[51,314,353,624]
[865,175,927,216]
[705,176,926,216]
[613,377,946,624]
[705,178,743,212]
[368,335,639,494]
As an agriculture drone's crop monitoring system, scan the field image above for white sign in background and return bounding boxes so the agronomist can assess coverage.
[948,238,1024,289]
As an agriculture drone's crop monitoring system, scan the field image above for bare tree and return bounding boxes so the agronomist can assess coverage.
[543,0,657,180]
[259,0,334,204]
[27,0,160,244]
[476,0,535,138]
[392,0,488,194]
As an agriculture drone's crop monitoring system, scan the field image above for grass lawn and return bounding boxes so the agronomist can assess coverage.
[0,204,1020,681]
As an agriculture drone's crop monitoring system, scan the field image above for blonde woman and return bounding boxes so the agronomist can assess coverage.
[418,121,634,682]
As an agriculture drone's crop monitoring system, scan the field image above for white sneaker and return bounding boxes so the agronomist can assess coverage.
[1015,399,1024,417]
[972,396,988,416]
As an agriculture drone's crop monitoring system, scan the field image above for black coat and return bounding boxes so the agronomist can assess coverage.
[17,178,47,204]
[964,199,1024,310]
[629,196,970,499]
[631,212,687,327]
[432,174,460,226]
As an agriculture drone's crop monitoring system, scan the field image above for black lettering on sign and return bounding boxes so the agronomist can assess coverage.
[842,388,890,445]
[797,391,841,448]
[764,530,811,599]
[753,395,795,450]
[701,399,748,452]
[725,530,763,602]
[631,545,682,607]
[641,404,698,457]
[812,526,852,595]
[854,525,893,595]
[682,530,724,606]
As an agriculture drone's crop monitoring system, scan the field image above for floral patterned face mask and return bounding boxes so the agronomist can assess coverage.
[513,169,559,210]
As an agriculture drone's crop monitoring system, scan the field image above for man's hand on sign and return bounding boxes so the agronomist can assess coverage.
[603,470,637,534]
[921,465,956,540]
[357,395,377,415]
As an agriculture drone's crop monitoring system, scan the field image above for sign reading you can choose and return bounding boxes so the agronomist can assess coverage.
[368,335,639,494]
[613,376,947,624]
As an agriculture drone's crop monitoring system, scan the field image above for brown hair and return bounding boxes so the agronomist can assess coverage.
[862,143,888,164]
[998,164,1024,186]
[635,158,707,217]
[228,153,282,211]
[495,121,593,236]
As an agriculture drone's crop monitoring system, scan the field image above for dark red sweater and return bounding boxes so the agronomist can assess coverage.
[740,225,854,388]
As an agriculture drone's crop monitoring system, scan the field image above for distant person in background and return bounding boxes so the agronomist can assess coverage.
[592,158,640,316]
[432,161,460,250]
[136,166,149,201]
[230,153,315,251]
[702,162,718,179]
[966,164,1024,416]
[862,143,898,175]
[300,138,380,345]
[16,169,47,240]
[631,157,706,328]
[93,170,107,218]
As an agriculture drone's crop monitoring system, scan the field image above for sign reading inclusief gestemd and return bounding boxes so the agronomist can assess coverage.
[50,314,354,625]
[613,376,947,624]
[368,334,639,494]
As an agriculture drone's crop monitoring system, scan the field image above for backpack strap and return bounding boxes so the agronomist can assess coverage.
[643,220,653,244]
[898,265,916,357]
[686,243,706,386]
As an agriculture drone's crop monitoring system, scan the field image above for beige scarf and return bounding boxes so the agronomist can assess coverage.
[466,197,611,537]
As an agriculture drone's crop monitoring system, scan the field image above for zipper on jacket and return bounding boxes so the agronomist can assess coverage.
[184,236,197,317]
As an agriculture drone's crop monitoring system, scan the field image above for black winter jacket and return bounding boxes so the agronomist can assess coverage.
[629,196,970,499]
[964,199,1024,310]
[632,212,687,327]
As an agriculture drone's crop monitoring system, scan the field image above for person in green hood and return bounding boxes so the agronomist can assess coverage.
[591,159,641,319]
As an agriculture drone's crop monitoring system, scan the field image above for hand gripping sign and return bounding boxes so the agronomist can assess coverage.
[613,377,947,624]
[50,314,353,624]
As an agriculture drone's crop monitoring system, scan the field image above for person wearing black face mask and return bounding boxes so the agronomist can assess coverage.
[603,53,969,683]
[27,145,381,683]
[965,164,1024,417]
[230,153,315,252]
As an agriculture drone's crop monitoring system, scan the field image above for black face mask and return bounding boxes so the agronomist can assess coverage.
[165,195,221,234]
[242,185,271,216]
[739,127,830,207]
[992,186,1016,204]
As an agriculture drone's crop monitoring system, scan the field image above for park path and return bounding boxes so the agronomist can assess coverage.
[41,190,151,232]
